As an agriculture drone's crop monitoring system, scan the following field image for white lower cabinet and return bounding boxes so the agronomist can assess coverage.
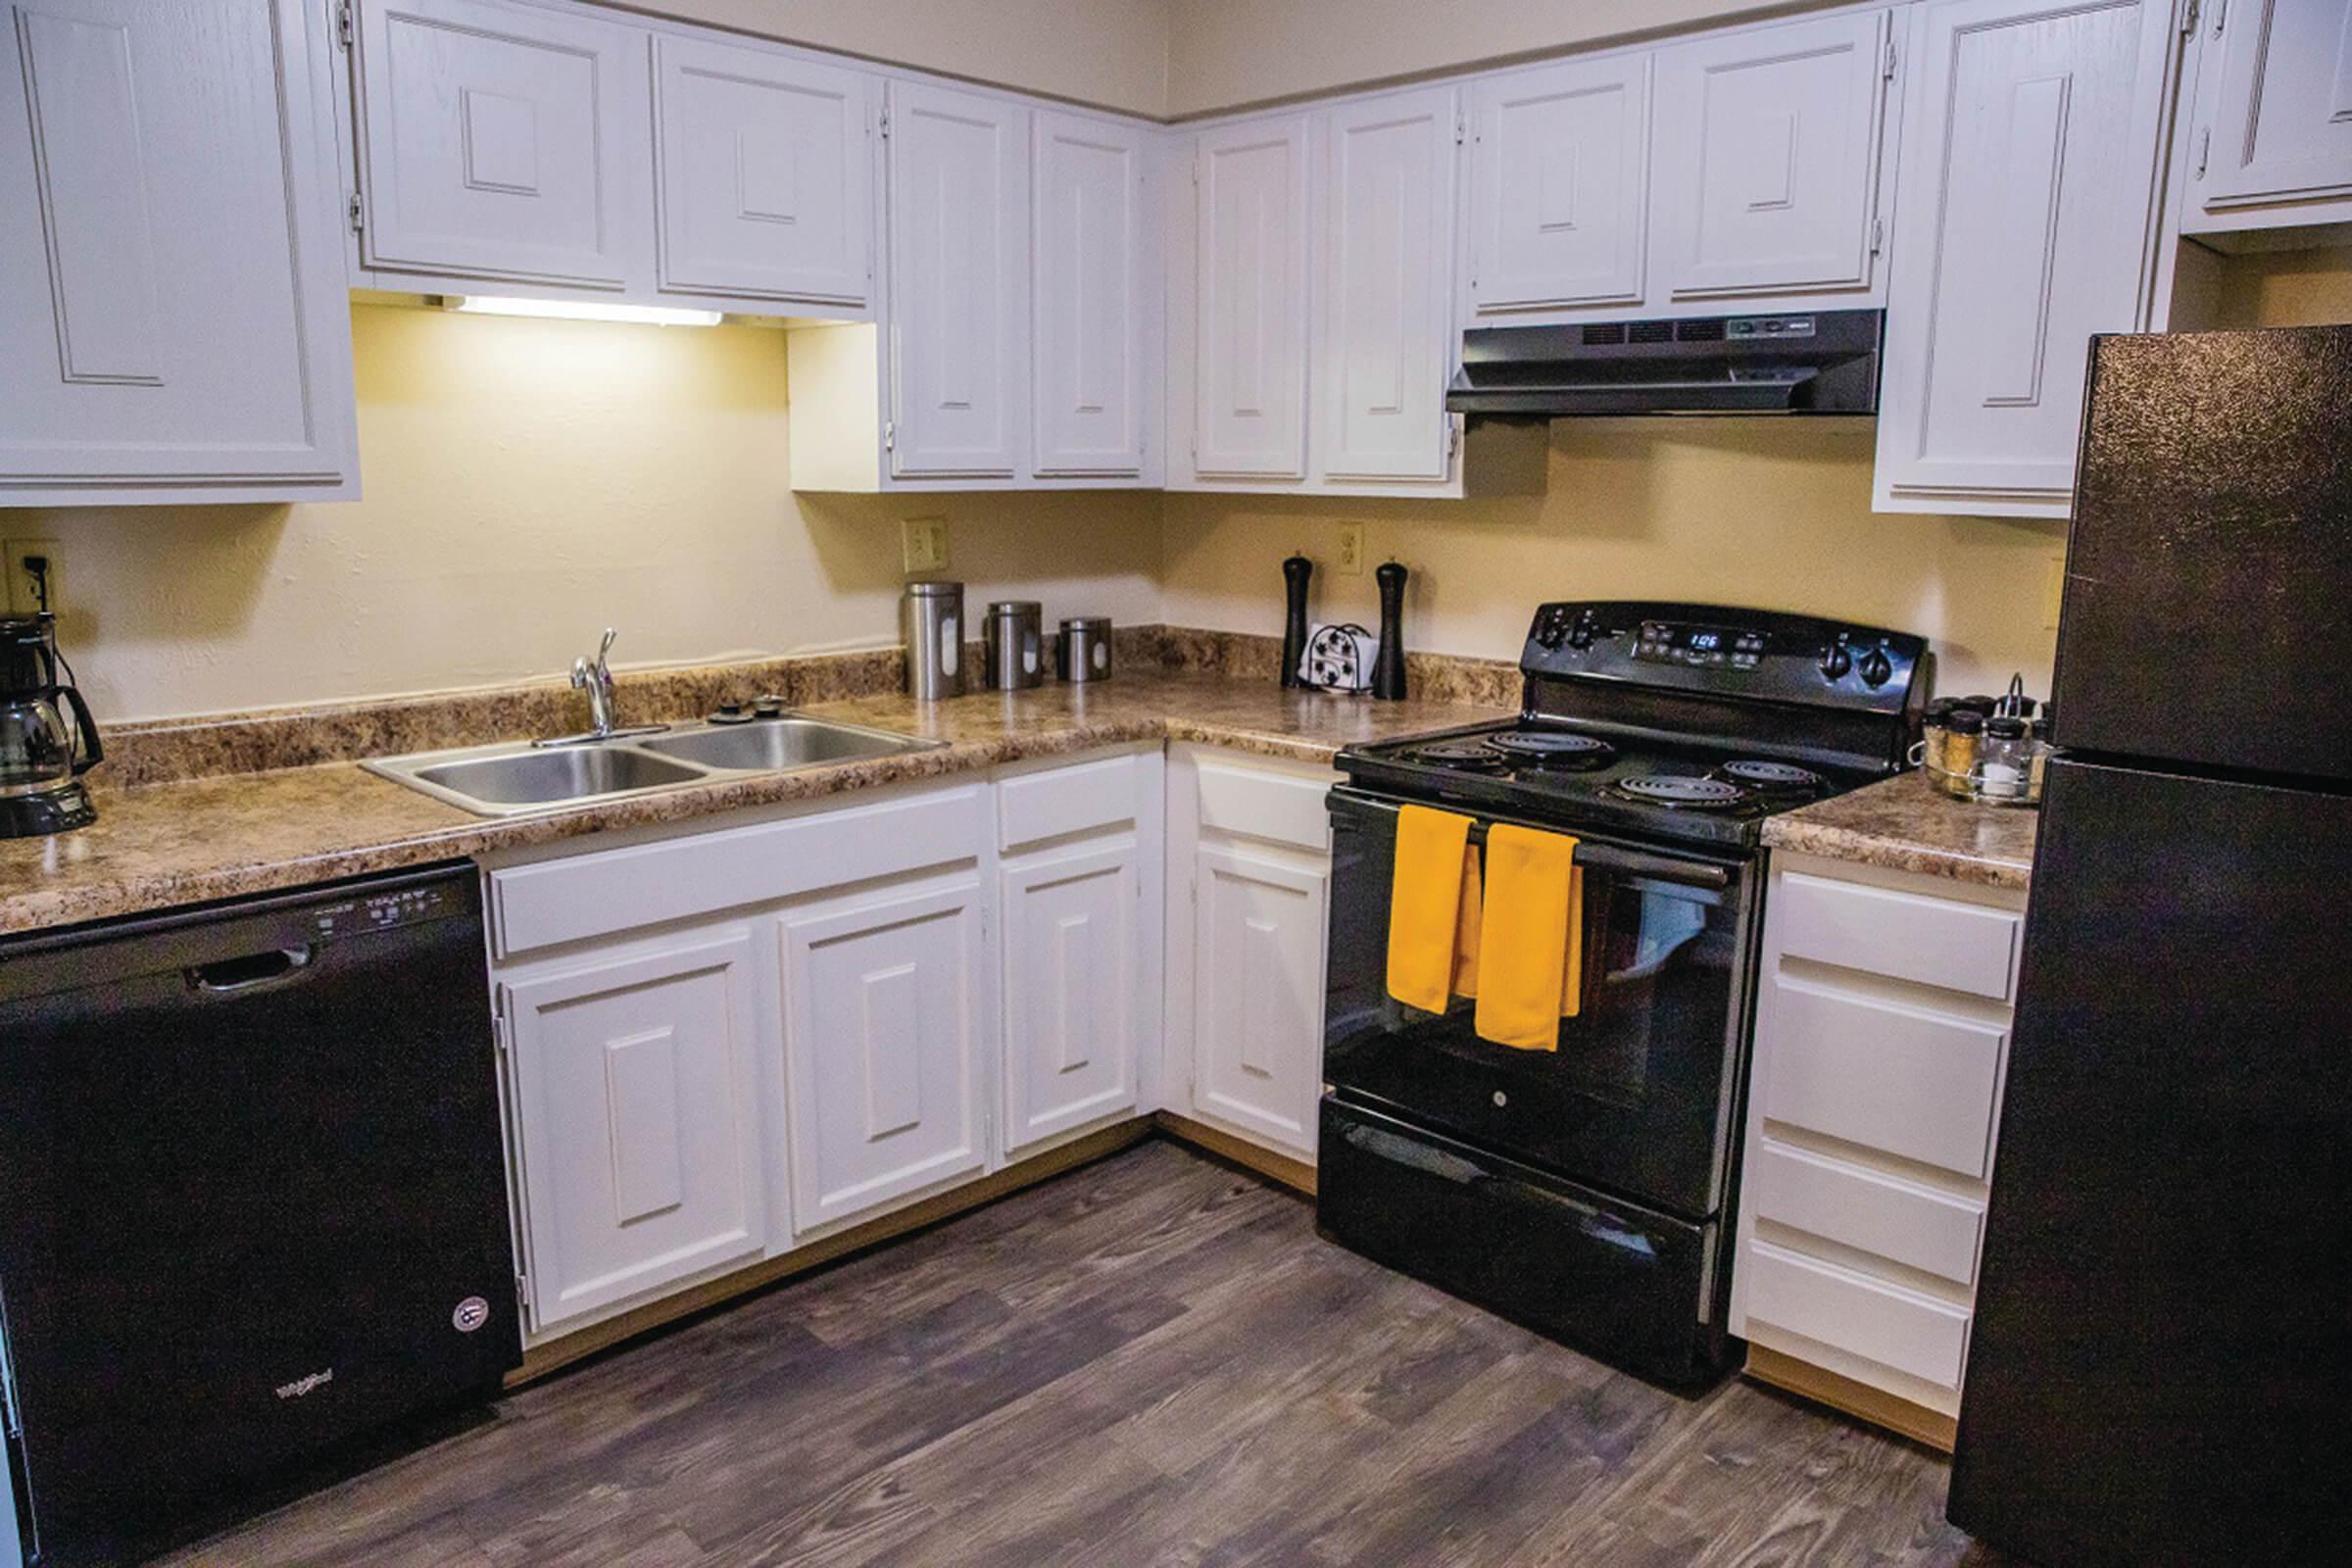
[485,751,1171,1348]
[499,927,771,1336]
[780,874,991,1232]
[1163,746,1335,1163]
[1731,851,2029,1440]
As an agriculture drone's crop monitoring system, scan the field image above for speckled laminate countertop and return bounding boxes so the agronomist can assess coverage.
[0,673,1507,936]
[1762,771,2037,891]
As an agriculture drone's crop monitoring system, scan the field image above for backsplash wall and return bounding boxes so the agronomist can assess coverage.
[1,303,1162,722]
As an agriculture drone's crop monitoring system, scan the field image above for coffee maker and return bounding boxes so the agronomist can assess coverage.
[0,613,102,837]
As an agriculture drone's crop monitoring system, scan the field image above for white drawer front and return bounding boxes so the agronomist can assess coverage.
[1751,1138,1985,1286]
[998,754,1142,851]
[1764,975,2007,1179]
[1776,870,2021,1001]
[1743,1240,1972,1390]
[1194,760,1331,853]
[491,784,987,956]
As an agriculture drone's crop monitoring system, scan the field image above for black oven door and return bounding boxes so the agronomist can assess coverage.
[1323,787,1758,1221]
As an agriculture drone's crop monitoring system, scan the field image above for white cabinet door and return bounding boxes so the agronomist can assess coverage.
[502,929,769,1334]
[887,81,1028,479]
[1318,87,1460,484]
[2192,0,2352,221]
[0,0,356,504]
[1874,0,2176,516]
[654,35,871,307]
[780,876,989,1231]
[1001,842,1142,1151]
[1650,11,1890,302]
[353,0,651,290]
[1191,842,1327,1158]
[1193,115,1313,479]
[1469,54,1650,315]
[1032,111,1148,476]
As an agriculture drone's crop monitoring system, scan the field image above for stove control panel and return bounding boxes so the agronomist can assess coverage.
[1521,601,1930,717]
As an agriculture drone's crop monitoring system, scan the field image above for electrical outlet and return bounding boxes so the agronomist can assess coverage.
[902,516,950,574]
[2042,554,2067,630]
[4,539,61,616]
[1335,520,1365,577]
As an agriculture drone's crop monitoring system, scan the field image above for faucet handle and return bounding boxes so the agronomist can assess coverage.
[596,626,618,670]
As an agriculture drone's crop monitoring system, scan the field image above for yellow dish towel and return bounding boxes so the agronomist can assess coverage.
[1386,806,1479,1012]
[1472,824,1585,1051]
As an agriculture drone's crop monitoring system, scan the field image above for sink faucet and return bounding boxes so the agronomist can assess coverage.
[536,627,668,748]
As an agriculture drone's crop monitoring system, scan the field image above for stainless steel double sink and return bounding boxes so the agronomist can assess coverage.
[365,715,942,817]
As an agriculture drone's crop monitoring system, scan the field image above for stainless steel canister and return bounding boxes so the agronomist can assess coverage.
[902,580,965,701]
[982,601,1045,690]
[1056,616,1114,683]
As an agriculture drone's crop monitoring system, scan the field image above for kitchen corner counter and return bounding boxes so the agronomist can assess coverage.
[1762,771,2037,891]
[0,674,1505,937]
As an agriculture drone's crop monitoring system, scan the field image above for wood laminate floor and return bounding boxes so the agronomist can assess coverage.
[160,1139,2014,1567]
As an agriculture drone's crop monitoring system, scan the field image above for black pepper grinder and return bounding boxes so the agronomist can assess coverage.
[1279,554,1312,689]
[1372,560,1408,701]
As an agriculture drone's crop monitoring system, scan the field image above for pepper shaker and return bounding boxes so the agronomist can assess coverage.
[1372,561,1409,701]
[1280,555,1312,690]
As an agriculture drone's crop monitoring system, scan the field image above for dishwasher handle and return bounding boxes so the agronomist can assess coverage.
[185,945,317,997]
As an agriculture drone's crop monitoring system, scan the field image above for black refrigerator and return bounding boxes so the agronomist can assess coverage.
[1948,326,2352,1565]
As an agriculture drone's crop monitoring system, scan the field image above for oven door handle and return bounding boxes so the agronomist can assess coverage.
[1463,823,1732,891]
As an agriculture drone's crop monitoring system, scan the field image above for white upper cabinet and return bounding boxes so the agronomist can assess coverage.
[1875,0,2179,517]
[654,35,872,308]
[2185,0,2352,232]
[886,80,1029,479]
[352,0,653,291]
[1650,10,1893,303]
[1468,54,1650,317]
[1032,111,1149,476]
[1193,115,1314,480]
[0,0,357,506]
[1318,87,1461,484]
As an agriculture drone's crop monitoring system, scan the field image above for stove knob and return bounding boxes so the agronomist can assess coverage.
[1567,619,1595,651]
[1819,643,1853,680]
[1859,647,1893,688]
[1537,614,1567,650]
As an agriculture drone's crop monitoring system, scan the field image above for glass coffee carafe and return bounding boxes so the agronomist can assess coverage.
[1,613,102,837]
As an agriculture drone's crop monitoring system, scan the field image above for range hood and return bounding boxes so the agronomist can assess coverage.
[1446,309,1883,417]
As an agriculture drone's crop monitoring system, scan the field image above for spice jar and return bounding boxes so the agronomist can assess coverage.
[1978,714,2033,804]
[2027,704,2057,803]
[1917,698,1957,775]
[1936,709,1983,799]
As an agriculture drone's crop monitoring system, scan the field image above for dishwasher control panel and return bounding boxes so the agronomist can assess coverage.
[309,881,463,939]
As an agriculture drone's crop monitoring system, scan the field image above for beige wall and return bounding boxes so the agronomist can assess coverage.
[602,0,1173,116]
[1163,425,2065,698]
[0,305,1160,722]
[1163,0,1828,116]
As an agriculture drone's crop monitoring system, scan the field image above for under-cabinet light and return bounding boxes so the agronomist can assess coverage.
[440,295,723,327]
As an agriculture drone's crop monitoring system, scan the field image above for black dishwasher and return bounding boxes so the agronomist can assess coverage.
[0,863,520,1565]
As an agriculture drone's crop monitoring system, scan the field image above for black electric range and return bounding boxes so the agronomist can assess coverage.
[1316,601,1929,1388]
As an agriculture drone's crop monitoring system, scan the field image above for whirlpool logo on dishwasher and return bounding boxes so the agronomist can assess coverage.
[273,1368,334,1400]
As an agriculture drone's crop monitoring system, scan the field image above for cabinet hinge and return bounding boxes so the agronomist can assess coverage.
[884,419,896,453]
[1454,113,1466,146]
[2195,125,2212,179]
[514,1270,533,1312]
[2179,0,2199,36]
[1447,419,1462,459]
[335,0,354,49]
[2210,0,2227,36]
[879,106,891,138]
[1869,216,1885,256]
[1883,35,1897,81]
[348,190,365,235]
[492,1012,511,1057]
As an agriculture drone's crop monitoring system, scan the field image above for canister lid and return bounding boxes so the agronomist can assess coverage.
[906,579,963,597]
[1060,615,1112,631]
[985,600,1042,615]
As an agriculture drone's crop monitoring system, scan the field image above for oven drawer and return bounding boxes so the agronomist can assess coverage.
[1318,1098,1727,1388]
[1741,1239,1972,1390]
[1749,1138,1985,1286]
[1762,974,2007,1179]
[1775,870,2021,1001]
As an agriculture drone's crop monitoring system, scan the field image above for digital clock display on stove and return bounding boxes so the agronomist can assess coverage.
[1637,621,1767,669]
